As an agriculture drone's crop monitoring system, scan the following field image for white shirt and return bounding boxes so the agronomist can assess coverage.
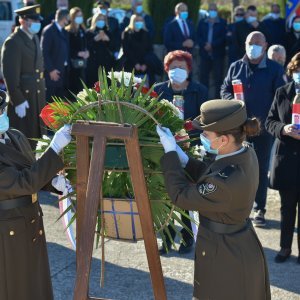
[175,16,190,37]
[0,133,10,144]
[55,21,63,32]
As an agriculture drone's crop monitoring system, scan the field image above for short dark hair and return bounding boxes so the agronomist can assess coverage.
[55,8,69,21]
[247,5,257,11]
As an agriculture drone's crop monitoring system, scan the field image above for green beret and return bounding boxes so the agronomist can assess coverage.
[15,4,43,21]
[0,90,9,111]
[192,99,247,132]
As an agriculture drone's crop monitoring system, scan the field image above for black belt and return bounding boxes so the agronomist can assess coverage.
[199,215,250,234]
[0,196,33,210]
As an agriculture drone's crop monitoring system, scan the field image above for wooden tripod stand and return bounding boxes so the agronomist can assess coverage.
[72,121,167,300]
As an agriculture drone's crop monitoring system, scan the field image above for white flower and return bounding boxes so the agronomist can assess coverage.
[76,89,93,102]
[160,99,181,118]
[35,135,50,159]
[192,145,207,161]
[108,71,142,87]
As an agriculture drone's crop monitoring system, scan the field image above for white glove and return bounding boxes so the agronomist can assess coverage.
[50,124,72,154]
[156,125,176,153]
[176,145,189,168]
[15,100,29,118]
[52,174,73,195]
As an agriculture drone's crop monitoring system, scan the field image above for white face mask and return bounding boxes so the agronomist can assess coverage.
[168,68,188,84]
[246,44,263,60]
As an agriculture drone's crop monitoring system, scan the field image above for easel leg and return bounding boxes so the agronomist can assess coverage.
[126,128,167,300]
[74,137,107,300]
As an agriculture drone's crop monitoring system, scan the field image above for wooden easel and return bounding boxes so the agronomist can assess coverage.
[72,121,167,300]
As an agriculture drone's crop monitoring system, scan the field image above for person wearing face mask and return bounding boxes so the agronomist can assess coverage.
[156,99,271,300]
[227,6,245,66]
[197,2,227,98]
[154,50,208,254]
[65,7,89,94]
[120,0,155,40]
[163,2,195,54]
[86,12,115,87]
[221,31,285,227]
[261,4,286,47]
[0,89,72,300]
[1,4,46,149]
[87,1,121,57]
[266,52,300,265]
[234,5,269,59]
[41,9,70,101]
[120,14,162,85]
[285,16,300,64]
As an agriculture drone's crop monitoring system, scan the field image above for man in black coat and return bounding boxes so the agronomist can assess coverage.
[41,9,70,102]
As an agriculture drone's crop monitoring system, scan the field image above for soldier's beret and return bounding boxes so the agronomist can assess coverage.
[15,4,43,21]
[192,100,247,132]
[0,90,9,111]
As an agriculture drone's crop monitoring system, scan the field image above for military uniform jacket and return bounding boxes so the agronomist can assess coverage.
[0,129,64,300]
[1,27,46,146]
[161,147,271,300]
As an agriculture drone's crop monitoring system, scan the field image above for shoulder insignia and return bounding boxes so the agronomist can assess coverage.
[198,182,217,196]
[217,165,236,179]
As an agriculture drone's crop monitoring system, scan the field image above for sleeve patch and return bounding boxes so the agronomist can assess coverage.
[198,182,217,195]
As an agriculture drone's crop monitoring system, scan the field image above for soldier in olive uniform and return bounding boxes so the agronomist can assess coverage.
[157,100,271,300]
[1,5,46,149]
[0,90,72,300]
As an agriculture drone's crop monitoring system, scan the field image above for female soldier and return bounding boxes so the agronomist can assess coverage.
[156,99,271,300]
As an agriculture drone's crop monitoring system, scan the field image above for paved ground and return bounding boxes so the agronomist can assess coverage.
[41,189,299,300]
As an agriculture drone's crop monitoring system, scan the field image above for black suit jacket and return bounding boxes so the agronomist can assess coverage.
[265,81,300,189]
[40,22,70,88]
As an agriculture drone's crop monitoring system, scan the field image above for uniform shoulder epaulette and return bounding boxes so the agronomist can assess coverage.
[217,165,236,179]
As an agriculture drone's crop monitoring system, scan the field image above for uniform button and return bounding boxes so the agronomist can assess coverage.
[37,90,40,94]
[37,79,40,82]
[39,230,43,235]
[36,69,39,73]
[31,218,36,224]
[9,230,15,236]
[202,251,206,256]
[25,90,29,93]
[293,152,297,155]
[32,237,37,242]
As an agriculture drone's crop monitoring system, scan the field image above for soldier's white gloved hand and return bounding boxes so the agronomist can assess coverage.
[176,145,189,168]
[15,100,29,118]
[51,174,73,196]
[156,125,176,153]
[50,124,72,154]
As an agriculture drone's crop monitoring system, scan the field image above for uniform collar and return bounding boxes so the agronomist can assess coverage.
[20,26,34,39]
[0,133,9,144]
[215,146,245,161]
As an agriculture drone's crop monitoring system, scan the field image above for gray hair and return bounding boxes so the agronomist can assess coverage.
[267,44,286,58]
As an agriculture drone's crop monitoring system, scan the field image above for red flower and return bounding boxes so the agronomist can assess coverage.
[184,120,194,131]
[136,84,158,98]
[40,103,70,129]
[94,81,101,92]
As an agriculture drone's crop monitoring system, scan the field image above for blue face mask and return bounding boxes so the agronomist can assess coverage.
[180,11,188,20]
[246,16,257,23]
[74,16,83,25]
[235,16,244,22]
[246,44,263,60]
[134,21,144,31]
[293,22,300,32]
[96,20,106,29]
[28,22,41,34]
[208,10,218,19]
[168,68,188,84]
[293,72,300,84]
[0,112,9,134]
[200,134,219,155]
[100,9,107,15]
[136,5,143,14]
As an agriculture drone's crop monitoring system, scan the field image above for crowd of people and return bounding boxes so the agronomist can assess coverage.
[0,0,300,299]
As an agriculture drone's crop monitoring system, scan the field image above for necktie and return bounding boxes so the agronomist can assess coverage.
[182,20,189,39]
